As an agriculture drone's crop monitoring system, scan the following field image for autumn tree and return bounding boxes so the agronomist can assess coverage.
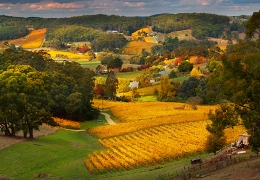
[190,67,201,77]
[156,75,177,101]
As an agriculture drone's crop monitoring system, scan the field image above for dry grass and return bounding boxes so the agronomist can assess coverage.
[168,29,195,40]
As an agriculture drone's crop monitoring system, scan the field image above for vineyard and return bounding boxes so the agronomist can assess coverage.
[123,41,157,54]
[85,101,246,174]
[48,50,90,60]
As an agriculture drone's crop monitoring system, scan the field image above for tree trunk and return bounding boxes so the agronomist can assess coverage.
[28,126,34,138]
[4,119,11,136]
[23,130,28,138]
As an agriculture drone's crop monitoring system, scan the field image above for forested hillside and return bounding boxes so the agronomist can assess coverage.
[0,13,249,42]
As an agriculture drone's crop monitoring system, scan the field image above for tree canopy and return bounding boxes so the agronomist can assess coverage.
[206,39,260,152]
[0,49,99,138]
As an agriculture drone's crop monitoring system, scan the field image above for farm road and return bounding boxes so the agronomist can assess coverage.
[101,112,116,125]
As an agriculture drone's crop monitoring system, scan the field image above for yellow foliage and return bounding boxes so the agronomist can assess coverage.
[144,36,156,43]
[190,67,201,77]
[219,45,227,51]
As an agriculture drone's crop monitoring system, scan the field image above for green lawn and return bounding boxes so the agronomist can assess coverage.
[0,130,103,180]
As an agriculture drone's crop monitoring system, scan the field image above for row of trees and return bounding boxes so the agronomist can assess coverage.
[0,49,99,138]
[0,26,29,41]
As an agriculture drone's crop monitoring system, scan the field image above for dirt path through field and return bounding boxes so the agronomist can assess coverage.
[101,112,116,125]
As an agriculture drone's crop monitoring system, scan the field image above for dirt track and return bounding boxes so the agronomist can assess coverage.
[0,124,59,150]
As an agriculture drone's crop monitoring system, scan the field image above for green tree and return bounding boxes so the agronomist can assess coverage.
[178,76,199,100]
[207,39,260,152]
[206,104,239,154]
[246,11,260,39]
[107,57,123,69]
[65,92,83,120]
[0,65,54,138]
[178,60,193,72]
[105,71,118,100]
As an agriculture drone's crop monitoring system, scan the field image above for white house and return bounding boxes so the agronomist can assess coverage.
[129,81,139,89]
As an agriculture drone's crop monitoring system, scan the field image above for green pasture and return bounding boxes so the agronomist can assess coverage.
[96,70,144,80]
[137,95,158,102]
[77,60,101,69]
[0,130,102,180]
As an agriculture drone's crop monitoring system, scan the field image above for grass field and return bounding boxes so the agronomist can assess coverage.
[95,70,144,82]
[0,130,102,179]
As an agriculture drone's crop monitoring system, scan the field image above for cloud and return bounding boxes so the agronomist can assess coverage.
[0,0,259,18]
[28,1,82,10]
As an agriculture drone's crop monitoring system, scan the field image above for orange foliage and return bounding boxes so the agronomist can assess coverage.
[53,117,80,129]
[189,56,207,65]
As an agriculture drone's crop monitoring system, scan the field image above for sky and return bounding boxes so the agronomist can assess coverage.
[0,0,259,18]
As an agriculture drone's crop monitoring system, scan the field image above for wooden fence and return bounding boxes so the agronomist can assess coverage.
[157,154,260,180]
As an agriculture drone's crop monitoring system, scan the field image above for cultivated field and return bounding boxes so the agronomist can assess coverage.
[47,50,91,60]
[0,28,46,49]
[85,100,246,173]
